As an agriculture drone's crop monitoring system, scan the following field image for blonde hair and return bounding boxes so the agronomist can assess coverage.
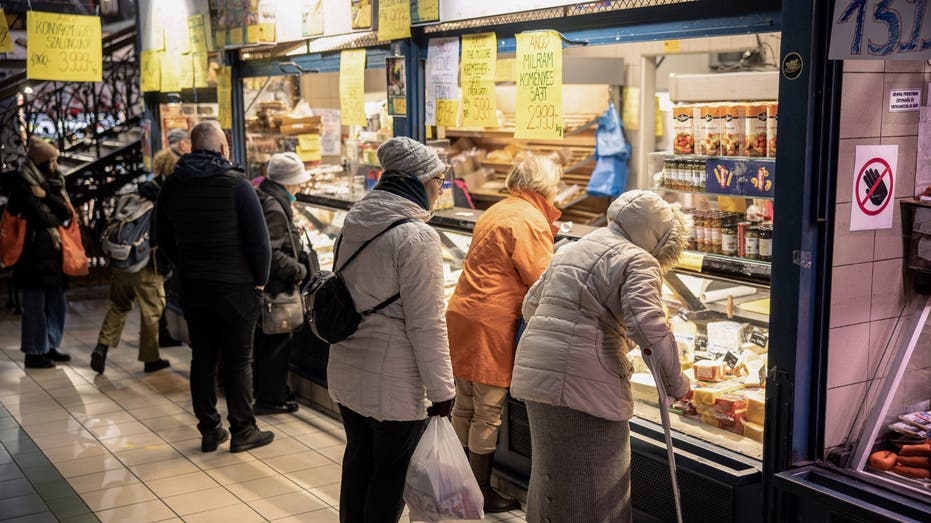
[153,149,179,178]
[505,155,562,200]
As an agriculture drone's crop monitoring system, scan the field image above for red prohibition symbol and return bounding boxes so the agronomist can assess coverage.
[855,157,893,217]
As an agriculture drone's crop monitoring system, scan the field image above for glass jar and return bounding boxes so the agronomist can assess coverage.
[745,226,760,260]
[695,211,706,252]
[709,212,723,254]
[758,225,773,262]
[721,223,738,256]
[686,209,698,250]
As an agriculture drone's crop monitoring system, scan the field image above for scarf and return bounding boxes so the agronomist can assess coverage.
[20,160,66,250]
[373,170,430,211]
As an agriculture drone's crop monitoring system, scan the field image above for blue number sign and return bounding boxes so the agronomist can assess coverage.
[831,0,931,59]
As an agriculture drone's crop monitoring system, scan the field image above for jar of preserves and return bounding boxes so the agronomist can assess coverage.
[709,212,723,254]
[695,211,707,252]
[745,226,760,260]
[721,223,738,256]
[686,210,698,250]
[758,225,773,262]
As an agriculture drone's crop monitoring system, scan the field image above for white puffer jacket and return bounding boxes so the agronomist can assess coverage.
[326,190,455,421]
[511,190,691,422]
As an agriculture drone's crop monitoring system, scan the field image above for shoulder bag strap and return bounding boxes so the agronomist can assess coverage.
[335,217,416,273]
[272,197,301,292]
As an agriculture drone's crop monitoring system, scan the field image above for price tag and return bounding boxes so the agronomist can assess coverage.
[677,251,704,272]
[160,51,182,92]
[214,29,227,49]
[217,66,232,129]
[461,33,498,128]
[164,13,191,54]
[140,50,161,92]
[0,9,13,53]
[193,53,209,88]
[298,134,321,151]
[188,14,207,54]
[340,49,368,127]
[178,54,194,90]
[663,40,681,53]
[436,99,459,127]
[723,351,739,369]
[750,330,769,348]
[27,11,103,83]
[694,335,708,352]
[229,27,244,46]
[377,0,411,42]
[515,30,563,140]
[414,0,439,22]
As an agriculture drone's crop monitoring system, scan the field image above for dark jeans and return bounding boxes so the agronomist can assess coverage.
[253,330,292,404]
[182,280,260,435]
[20,288,67,355]
[338,405,427,523]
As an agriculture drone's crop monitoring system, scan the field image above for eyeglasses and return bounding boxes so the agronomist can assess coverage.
[433,176,445,187]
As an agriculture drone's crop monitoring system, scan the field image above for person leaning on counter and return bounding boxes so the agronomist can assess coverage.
[445,155,562,513]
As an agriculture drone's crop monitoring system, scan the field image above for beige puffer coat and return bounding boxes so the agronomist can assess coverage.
[510,190,691,422]
[326,190,455,421]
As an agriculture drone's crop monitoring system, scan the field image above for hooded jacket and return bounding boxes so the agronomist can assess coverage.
[510,190,691,422]
[153,151,270,286]
[8,160,72,289]
[256,179,307,296]
[446,191,560,387]
[326,190,455,421]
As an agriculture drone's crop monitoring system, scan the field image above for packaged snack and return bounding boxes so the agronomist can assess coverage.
[673,105,695,154]
[743,104,768,157]
[766,102,778,158]
[698,104,724,156]
[721,104,743,156]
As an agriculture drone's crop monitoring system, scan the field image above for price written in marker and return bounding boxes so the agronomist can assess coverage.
[217,66,232,129]
[378,0,412,41]
[413,0,439,22]
[340,49,368,127]
[140,50,161,92]
[461,32,498,128]
[0,9,13,53]
[515,30,564,140]
[27,11,102,82]
[436,98,459,127]
[831,0,931,59]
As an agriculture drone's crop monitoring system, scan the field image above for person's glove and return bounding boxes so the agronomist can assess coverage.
[427,398,454,417]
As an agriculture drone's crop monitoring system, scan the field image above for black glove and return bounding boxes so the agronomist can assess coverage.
[427,398,454,417]
[863,168,888,206]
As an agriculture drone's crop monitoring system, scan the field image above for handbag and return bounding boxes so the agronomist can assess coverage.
[261,200,305,335]
[60,205,89,276]
[0,206,27,268]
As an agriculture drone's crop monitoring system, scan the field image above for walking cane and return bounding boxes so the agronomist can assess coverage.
[643,349,684,523]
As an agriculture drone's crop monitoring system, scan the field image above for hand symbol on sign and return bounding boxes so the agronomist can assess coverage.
[863,168,888,206]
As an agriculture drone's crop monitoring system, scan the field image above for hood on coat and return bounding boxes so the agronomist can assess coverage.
[172,150,241,180]
[606,190,691,271]
[341,190,431,242]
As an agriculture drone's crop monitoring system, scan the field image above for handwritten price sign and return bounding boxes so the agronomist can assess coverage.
[217,66,232,129]
[340,49,368,127]
[0,9,13,53]
[515,30,563,140]
[378,0,412,41]
[27,11,102,82]
[140,50,161,92]
[461,32,498,128]
[830,0,931,59]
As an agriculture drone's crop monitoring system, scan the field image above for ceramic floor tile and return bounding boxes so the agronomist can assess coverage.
[54,454,125,479]
[67,469,141,494]
[273,507,339,523]
[180,503,265,523]
[129,403,188,421]
[0,511,59,523]
[247,490,328,520]
[59,514,102,523]
[0,493,50,520]
[79,483,157,512]
[205,460,279,486]
[140,414,197,432]
[263,450,330,474]
[78,411,136,430]
[0,477,36,500]
[129,457,199,482]
[21,465,65,484]
[114,446,183,467]
[245,436,308,460]
[181,444,257,470]
[143,471,219,499]
[32,478,79,502]
[87,420,154,440]
[99,432,166,453]
[161,486,240,516]
[288,464,342,490]
[313,445,345,465]
[224,474,302,503]
[42,494,93,519]
[155,426,201,443]
[43,442,109,463]
[94,499,175,523]
[308,482,341,508]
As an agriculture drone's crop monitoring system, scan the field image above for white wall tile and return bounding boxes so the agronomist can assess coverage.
[843,60,884,73]
[827,323,870,388]
[881,73,925,137]
[840,73,885,139]
[871,258,906,321]
[884,61,926,74]
[834,203,876,266]
[824,382,869,449]
[831,263,874,327]
[879,136,918,199]
[873,199,905,261]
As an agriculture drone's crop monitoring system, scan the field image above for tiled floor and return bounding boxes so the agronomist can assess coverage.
[0,297,527,522]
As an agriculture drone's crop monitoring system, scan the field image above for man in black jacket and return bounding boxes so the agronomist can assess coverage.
[154,121,275,453]
[253,153,310,415]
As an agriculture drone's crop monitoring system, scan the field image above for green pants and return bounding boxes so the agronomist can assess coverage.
[97,267,165,363]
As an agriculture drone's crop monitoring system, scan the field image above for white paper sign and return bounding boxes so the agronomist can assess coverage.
[323,0,352,36]
[889,89,921,112]
[850,144,898,231]
[830,0,931,60]
[425,37,460,126]
[916,107,931,200]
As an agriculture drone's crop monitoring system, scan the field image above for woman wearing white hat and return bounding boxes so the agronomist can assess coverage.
[253,152,311,415]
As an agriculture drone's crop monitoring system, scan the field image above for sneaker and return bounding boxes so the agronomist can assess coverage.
[24,354,54,369]
[143,359,170,373]
[254,400,299,416]
[90,344,108,374]
[230,425,274,453]
[47,348,71,362]
[201,426,229,452]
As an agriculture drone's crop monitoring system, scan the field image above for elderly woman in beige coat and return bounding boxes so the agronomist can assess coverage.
[511,190,692,522]
[327,137,455,523]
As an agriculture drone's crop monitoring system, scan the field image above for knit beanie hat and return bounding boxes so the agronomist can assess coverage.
[376,137,444,183]
[28,137,59,165]
[266,152,311,186]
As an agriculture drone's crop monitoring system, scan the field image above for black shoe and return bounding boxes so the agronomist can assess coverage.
[24,354,54,369]
[143,359,170,373]
[91,344,108,374]
[253,400,299,416]
[159,334,183,347]
[230,425,274,453]
[469,451,521,513]
[47,348,71,362]
[201,426,229,452]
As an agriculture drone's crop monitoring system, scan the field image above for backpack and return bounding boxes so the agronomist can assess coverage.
[101,193,154,273]
[303,217,415,344]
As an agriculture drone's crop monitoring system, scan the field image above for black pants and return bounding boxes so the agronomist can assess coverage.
[338,405,427,523]
[253,330,292,404]
[182,280,260,435]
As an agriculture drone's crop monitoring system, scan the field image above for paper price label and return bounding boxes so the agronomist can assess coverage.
[378,0,411,42]
[140,50,161,92]
[677,251,704,272]
[27,11,103,83]
[515,31,563,140]
[193,52,209,88]
[414,0,439,22]
[0,9,13,53]
[160,51,182,92]
[298,134,321,151]
[188,14,208,54]
[436,99,459,127]
[217,66,232,129]
[340,49,368,127]
[461,32,498,128]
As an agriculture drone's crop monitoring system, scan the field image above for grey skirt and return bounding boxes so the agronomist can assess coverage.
[525,401,632,523]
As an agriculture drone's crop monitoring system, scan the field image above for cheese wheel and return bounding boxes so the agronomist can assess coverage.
[868,450,897,471]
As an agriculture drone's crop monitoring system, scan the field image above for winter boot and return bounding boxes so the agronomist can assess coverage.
[90,344,108,374]
[469,451,520,513]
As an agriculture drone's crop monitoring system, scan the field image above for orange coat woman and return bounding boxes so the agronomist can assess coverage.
[446,155,561,513]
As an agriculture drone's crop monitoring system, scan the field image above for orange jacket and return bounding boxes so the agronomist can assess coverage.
[446,192,561,387]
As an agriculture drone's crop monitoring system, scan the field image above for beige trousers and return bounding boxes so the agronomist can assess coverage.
[451,377,509,455]
[97,267,165,363]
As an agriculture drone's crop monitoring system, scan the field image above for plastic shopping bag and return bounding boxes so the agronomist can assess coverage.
[404,417,484,522]
[586,154,629,199]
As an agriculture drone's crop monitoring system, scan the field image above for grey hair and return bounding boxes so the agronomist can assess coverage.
[506,155,562,200]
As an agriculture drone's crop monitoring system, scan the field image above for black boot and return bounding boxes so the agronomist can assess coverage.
[201,426,229,452]
[90,344,108,374]
[469,451,520,513]
[144,359,170,373]
[47,348,71,362]
[230,425,274,453]
[24,354,54,369]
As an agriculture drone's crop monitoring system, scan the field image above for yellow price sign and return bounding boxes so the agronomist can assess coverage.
[229,27,244,46]
[435,99,459,127]
[193,52,209,88]
[188,14,207,54]
[27,11,103,83]
[178,54,194,90]
[0,9,13,53]
[140,50,161,92]
[377,0,411,41]
[461,32,498,128]
[677,251,704,273]
[515,30,563,140]
[217,66,232,129]
[340,49,367,127]
[663,39,681,53]
[160,51,182,92]
[215,29,227,49]
[415,0,438,22]
[298,134,321,151]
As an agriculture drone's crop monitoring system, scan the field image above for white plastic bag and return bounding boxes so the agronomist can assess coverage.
[404,417,484,522]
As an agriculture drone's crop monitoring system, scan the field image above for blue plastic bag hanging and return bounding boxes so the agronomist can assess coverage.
[595,101,629,158]
[587,155,628,199]
[587,102,630,199]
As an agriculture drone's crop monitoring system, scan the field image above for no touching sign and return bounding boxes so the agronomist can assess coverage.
[850,145,897,231]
